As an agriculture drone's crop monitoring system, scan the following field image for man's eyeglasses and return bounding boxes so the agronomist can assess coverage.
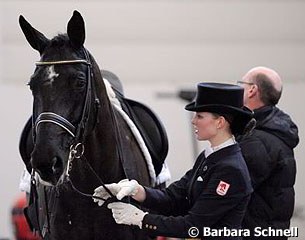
[236,81,255,85]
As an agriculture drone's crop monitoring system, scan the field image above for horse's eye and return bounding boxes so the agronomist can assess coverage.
[75,79,86,89]
[73,72,86,90]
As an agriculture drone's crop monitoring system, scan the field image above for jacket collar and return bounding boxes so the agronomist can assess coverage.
[204,144,241,164]
[205,137,236,158]
[253,105,274,122]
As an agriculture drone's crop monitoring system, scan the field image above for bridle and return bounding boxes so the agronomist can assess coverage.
[32,48,115,200]
[34,51,96,145]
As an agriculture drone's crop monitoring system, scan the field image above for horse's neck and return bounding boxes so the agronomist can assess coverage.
[85,92,125,183]
[79,61,125,182]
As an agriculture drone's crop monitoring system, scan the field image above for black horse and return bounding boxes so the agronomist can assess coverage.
[19,11,168,240]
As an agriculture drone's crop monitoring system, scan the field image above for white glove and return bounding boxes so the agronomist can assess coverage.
[93,182,120,206]
[115,179,140,200]
[93,179,140,206]
[108,202,148,228]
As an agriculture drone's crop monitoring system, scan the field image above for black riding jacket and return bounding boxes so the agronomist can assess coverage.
[140,144,252,239]
[238,106,299,238]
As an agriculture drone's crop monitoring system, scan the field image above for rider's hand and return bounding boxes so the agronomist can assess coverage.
[108,202,147,228]
[93,182,119,206]
[93,179,140,206]
[115,179,140,200]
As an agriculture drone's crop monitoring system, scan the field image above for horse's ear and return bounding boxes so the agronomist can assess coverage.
[19,15,49,54]
[67,10,85,48]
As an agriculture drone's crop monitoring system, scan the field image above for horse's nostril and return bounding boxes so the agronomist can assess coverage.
[52,157,63,174]
[34,165,54,183]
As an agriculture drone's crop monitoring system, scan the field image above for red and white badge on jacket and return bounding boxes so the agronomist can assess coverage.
[216,180,230,196]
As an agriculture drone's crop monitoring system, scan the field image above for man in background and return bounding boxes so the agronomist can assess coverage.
[237,66,299,239]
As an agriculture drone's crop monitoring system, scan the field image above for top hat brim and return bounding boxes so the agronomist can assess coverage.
[185,102,250,115]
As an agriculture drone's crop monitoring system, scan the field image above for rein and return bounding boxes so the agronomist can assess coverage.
[32,48,115,200]
[65,143,111,201]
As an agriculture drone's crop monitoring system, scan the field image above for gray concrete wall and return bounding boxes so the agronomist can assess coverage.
[1,0,304,238]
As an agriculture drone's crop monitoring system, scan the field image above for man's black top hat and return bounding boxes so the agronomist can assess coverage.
[185,82,253,135]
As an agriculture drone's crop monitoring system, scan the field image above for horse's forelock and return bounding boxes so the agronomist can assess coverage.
[50,34,70,48]
[42,34,84,60]
[47,34,82,52]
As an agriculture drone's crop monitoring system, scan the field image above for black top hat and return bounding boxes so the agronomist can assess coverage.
[185,82,253,135]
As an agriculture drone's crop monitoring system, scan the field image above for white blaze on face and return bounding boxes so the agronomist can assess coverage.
[46,65,59,84]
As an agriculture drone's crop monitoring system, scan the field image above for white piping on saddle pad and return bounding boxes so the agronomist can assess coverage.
[103,79,122,108]
[103,78,171,186]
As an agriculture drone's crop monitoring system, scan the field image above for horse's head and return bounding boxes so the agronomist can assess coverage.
[19,11,100,185]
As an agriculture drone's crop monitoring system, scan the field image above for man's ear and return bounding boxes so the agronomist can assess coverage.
[247,84,258,99]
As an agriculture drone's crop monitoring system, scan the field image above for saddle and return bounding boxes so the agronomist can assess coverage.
[19,116,33,173]
[103,70,169,176]
[120,98,168,175]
